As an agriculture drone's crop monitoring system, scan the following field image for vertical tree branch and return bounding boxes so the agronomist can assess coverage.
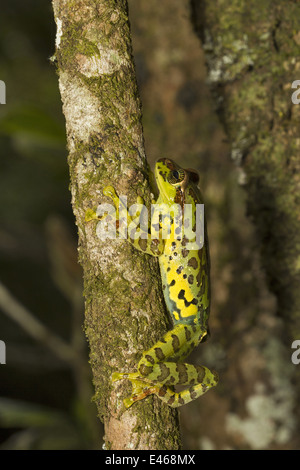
[52,0,181,449]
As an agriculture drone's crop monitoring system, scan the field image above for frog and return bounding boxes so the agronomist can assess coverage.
[101,158,218,408]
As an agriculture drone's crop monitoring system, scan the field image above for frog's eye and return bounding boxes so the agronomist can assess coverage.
[167,169,185,185]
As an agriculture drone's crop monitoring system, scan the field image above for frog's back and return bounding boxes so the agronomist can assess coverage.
[159,233,210,327]
[155,161,210,328]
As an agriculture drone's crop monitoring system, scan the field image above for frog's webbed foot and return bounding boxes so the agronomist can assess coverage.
[112,372,160,409]
[85,208,99,222]
[123,379,162,409]
[84,186,123,224]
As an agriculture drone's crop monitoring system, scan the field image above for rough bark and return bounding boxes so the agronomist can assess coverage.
[52,0,181,450]
[191,0,300,437]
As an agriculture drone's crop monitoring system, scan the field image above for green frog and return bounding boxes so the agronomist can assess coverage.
[102,158,218,408]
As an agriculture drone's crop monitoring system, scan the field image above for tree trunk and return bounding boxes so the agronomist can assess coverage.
[191,0,300,442]
[52,0,181,450]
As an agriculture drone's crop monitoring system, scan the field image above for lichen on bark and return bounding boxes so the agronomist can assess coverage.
[191,0,300,440]
[52,0,181,450]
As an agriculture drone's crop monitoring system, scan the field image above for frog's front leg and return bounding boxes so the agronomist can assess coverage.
[113,323,218,408]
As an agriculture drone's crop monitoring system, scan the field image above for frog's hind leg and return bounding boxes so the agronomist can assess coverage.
[112,323,218,408]
[151,372,218,408]
[111,323,201,386]
[119,367,218,408]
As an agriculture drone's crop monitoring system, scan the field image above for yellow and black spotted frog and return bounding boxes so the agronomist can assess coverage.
[102,158,218,408]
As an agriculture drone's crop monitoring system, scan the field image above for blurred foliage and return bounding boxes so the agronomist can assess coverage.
[0,0,102,449]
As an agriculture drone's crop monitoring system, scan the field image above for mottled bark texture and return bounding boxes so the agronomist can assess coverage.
[52,0,181,450]
[191,0,300,428]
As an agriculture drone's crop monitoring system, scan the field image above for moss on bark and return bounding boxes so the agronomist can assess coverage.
[52,0,181,450]
[191,0,300,436]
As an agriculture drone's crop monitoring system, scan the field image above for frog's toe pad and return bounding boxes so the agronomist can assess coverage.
[111,372,128,382]
[103,186,117,199]
[123,396,136,409]
[85,208,98,222]
[123,392,148,409]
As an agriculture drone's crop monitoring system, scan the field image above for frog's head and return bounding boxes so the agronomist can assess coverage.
[155,158,199,205]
